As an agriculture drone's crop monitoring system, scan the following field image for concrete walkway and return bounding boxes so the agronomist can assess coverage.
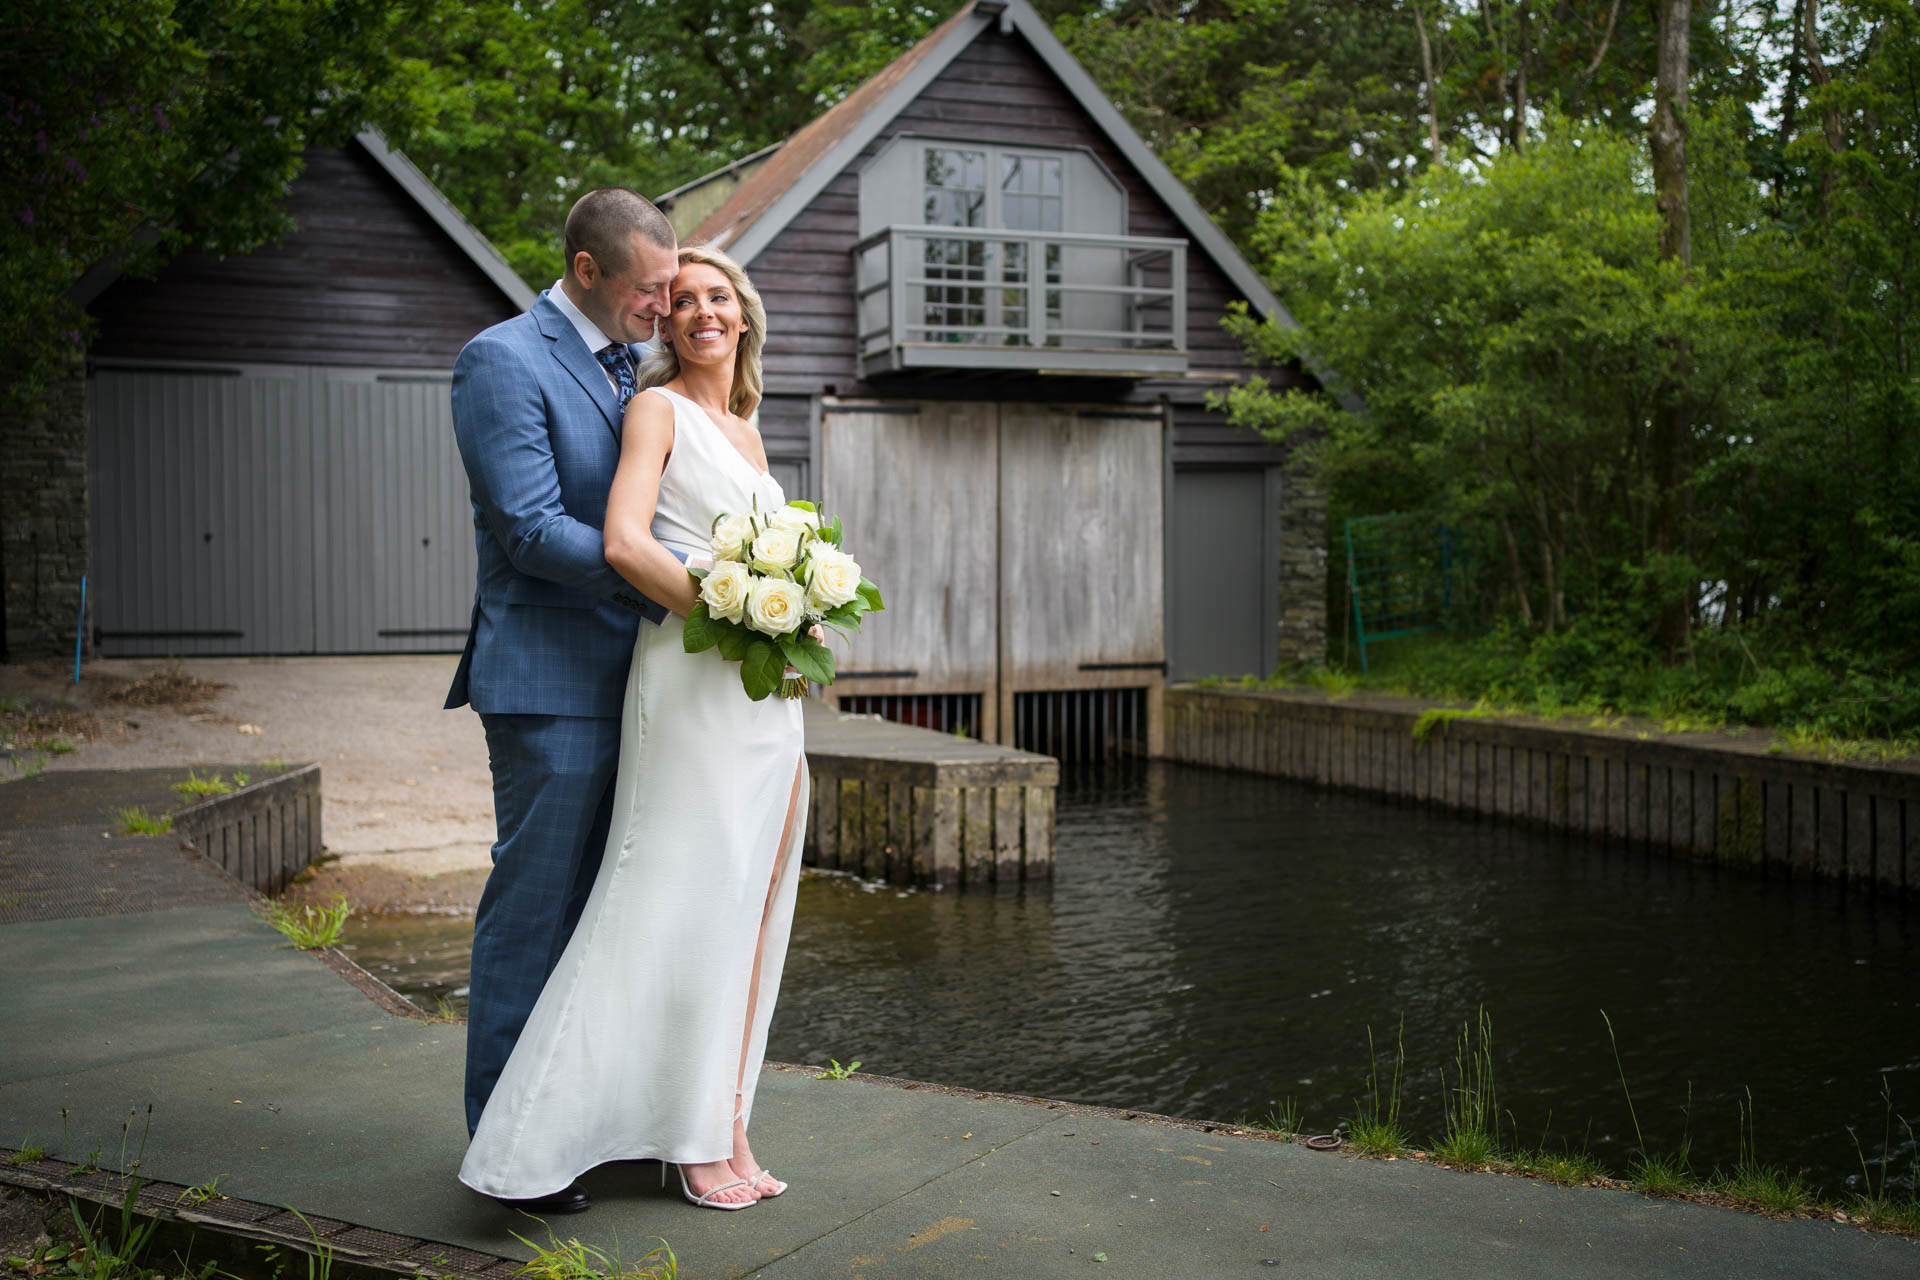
[1,886,1913,1278]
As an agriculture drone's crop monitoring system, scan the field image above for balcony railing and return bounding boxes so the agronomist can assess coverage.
[852,225,1188,378]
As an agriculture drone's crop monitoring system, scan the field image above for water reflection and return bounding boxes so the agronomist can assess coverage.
[339,760,1918,1195]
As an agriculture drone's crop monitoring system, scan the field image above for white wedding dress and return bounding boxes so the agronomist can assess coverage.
[460,386,808,1198]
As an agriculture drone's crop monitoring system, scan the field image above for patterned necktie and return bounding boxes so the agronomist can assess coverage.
[595,343,637,409]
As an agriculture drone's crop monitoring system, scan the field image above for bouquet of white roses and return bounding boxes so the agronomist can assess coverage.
[683,500,885,701]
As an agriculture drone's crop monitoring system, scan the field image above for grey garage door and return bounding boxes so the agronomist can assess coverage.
[1166,467,1280,682]
[90,361,477,656]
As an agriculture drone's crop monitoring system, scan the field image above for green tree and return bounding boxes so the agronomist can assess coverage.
[390,0,963,286]
[0,0,432,410]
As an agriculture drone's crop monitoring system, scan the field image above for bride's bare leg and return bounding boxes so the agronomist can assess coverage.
[728,757,805,1192]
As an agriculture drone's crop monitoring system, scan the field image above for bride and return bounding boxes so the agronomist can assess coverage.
[459,245,807,1211]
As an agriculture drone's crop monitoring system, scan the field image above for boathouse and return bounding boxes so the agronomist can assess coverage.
[1,131,528,662]
[659,0,1329,757]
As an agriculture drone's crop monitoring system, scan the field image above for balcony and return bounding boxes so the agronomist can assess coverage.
[853,225,1188,379]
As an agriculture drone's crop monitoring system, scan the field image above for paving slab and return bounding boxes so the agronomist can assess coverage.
[2,858,1915,1278]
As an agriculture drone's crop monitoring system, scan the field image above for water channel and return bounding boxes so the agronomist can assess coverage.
[341,760,1919,1197]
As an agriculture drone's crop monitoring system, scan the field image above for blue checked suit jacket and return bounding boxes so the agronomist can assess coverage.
[445,291,666,718]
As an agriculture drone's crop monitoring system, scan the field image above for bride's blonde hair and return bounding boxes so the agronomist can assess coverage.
[638,243,767,419]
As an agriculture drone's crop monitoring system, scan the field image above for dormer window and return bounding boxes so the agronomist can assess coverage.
[855,135,1187,377]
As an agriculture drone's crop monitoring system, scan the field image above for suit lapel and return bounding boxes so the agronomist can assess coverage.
[534,293,621,434]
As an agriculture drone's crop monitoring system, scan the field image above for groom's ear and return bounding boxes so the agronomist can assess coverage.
[570,250,598,288]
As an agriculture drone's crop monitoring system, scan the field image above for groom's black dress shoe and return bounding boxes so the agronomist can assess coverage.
[491,1181,592,1215]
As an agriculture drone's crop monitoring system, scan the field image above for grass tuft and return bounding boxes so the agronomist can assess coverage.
[1345,1021,1409,1157]
[8,1139,48,1165]
[115,807,172,836]
[171,770,233,798]
[1432,1008,1500,1168]
[1847,1079,1920,1233]
[1232,1098,1302,1139]
[510,1224,677,1280]
[1511,1145,1607,1186]
[263,895,352,950]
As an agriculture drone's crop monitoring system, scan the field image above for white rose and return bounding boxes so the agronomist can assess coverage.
[749,525,802,573]
[709,513,752,562]
[770,504,822,534]
[698,559,749,623]
[804,546,862,612]
[745,576,806,636]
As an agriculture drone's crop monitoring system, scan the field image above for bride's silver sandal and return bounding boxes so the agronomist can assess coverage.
[733,1091,788,1198]
[662,1161,755,1211]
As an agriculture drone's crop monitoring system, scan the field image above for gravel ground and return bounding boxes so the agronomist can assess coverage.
[2,655,495,911]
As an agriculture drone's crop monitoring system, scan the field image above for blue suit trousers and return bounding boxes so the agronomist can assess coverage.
[465,712,623,1135]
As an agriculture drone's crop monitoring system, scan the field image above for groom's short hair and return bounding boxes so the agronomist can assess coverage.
[564,188,674,278]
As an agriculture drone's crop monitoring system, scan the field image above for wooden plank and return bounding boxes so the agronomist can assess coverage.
[839,779,865,874]
[1846,789,1874,886]
[994,785,1023,883]
[862,781,891,880]
[1670,768,1694,856]
[814,773,840,869]
[925,786,960,887]
[1764,779,1791,875]
[962,786,992,885]
[1816,787,1847,880]
[1023,784,1055,878]
[888,780,914,884]
[1787,782,1816,876]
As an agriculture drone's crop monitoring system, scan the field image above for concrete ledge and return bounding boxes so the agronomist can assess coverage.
[1165,685,1919,894]
[803,703,1058,887]
[173,763,323,896]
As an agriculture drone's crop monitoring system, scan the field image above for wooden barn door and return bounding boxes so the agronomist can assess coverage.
[311,368,477,652]
[819,401,1001,739]
[997,406,1165,756]
[820,399,1165,754]
[90,363,319,655]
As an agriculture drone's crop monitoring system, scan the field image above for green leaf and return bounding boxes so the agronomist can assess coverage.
[780,631,835,683]
[857,578,885,611]
[788,499,816,511]
[682,602,717,653]
[687,566,709,582]
[823,515,844,546]
[741,639,784,701]
[715,620,751,661]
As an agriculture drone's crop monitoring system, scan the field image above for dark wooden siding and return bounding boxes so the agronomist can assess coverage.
[91,144,520,369]
[749,28,1313,407]
[744,25,1312,463]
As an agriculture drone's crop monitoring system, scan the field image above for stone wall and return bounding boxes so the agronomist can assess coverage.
[1274,464,1328,668]
[1,360,89,664]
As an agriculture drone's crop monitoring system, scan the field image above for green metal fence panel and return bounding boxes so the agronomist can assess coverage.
[1344,513,1475,673]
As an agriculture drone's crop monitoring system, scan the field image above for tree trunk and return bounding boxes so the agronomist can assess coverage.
[1414,3,1443,164]
[1800,0,1847,217]
[1512,4,1530,152]
[1648,0,1691,655]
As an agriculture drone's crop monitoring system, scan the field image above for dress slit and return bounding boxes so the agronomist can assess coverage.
[732,755,808,1129]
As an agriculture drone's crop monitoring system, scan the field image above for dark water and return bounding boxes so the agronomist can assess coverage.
[341,760,1919,1196]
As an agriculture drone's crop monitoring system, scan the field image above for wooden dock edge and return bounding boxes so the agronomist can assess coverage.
[1163,686,1919,895]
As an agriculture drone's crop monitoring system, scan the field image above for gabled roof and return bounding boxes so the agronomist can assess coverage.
[71,129,536,314]
[355,129,535,311]
[690,0,1292,328]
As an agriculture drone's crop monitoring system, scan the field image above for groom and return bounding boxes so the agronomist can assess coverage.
[446,188,678,1213]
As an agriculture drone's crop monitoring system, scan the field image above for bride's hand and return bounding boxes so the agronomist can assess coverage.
[809,624,825,644]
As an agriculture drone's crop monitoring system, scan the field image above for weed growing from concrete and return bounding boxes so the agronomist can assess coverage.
[1847,1080,1920,1232]
[1346,1022,1409,1157]
[1433,1009,1500,1168]
[1711,1088,1813,1214]
[114,807,171,836]
[1510,1144,1607,1186]
[1601,1011,1697,1195]
[262,895,351,950]
[11,753,49,780]
[174,1175,227,1208]
[814,1058,862,1081]
[1232,1098,1302,1139]
[66,1182,163,1280]
[509,1224,678,1280]
[7,1140,47,1165]
[170,771,232,799]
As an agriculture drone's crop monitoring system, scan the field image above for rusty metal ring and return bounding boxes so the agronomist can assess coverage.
[1303,1133,1342,1151]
